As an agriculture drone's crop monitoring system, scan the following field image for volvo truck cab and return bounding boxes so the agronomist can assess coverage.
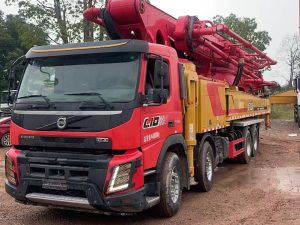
[5,40,188,214]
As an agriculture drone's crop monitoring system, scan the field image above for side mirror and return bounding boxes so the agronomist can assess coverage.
[7,92,16,104]
[294,78,300,91]
[154,60,169,89]
[292,79,296,87]
[7,56,25,104]
[152,59,169,104]
[8,67,17,90]
[8,55,25,90]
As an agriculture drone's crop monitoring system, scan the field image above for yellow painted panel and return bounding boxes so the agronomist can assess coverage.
[226,89,271,121]
[270,90,297,105]
[182,63,271,135]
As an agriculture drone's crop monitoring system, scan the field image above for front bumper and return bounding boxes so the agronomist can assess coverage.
[5,180,146,213]
[5,148,147,214]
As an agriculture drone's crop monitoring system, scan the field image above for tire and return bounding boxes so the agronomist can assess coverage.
[156,152,182,217]
[237,128,253,164]
[294,105,298,123]
[298,107,300,128]
[251,125,260,157]
[1,133,10,147]
[194,141,215,192]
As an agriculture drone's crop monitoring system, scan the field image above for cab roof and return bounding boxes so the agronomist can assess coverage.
[26,39,149,59]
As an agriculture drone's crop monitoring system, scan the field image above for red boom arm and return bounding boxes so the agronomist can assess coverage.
[83,0,277,92]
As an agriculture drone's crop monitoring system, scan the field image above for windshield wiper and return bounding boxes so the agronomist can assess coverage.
[64,92,113,109]
[17,94,51,109]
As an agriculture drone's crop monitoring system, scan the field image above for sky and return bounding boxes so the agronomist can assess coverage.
[0,0,299,84]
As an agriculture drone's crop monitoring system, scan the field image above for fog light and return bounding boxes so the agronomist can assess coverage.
[5,153,17,186]
[107,163,132,194]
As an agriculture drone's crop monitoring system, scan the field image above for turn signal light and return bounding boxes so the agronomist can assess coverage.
[5,153,17,186]
[107,163,132,194]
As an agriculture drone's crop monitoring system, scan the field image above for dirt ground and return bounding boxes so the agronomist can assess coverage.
[0,120,299,225]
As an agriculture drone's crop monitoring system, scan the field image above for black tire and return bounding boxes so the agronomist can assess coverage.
[156,152,182,217]
[237,128,253,164]
[251,125,260,157]
[298,107,300,128]
[194,141,215,192]
[294,105,298,123]
[1,133,10,147]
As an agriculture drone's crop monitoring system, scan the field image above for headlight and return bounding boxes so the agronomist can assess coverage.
[107,163,132,194]
[5,153,17,186]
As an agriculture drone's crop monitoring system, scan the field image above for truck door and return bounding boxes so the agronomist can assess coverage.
[140,56,177,170]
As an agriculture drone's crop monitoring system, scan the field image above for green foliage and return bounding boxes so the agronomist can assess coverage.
[0,11,48,92]
[271,104,294,120]
[213,13,271,52]
[5,0,107,44]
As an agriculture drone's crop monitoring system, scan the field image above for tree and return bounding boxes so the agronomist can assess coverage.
[213,13,271,52]
[6,0,107,44]
[0,11,48,92]
[280,34,300,87]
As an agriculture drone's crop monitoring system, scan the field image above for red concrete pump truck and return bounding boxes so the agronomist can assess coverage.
[5,0,276,217]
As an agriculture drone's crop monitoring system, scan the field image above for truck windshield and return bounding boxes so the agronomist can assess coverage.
[18,52,140,103]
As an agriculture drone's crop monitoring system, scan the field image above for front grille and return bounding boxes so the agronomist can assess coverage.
[18,149,111,201]
[29,163,89,181]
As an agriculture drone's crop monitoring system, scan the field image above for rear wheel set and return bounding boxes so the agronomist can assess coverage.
[194,140,215,192]
[237,124,260,164]
[156,124,260,216]
[236,127,252,164]
[251,125,260,157]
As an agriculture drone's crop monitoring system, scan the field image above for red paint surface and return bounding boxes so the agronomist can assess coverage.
[206,83,226,116]
[229,137,245,158]
[0,117,10,142]
[228,108,248,114]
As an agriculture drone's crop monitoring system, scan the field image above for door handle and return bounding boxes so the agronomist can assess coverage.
[168,121,174,128]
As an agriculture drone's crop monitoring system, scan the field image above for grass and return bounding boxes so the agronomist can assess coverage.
[271,104,294,120]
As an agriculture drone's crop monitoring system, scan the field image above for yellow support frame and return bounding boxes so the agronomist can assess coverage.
[183,64,198,177]
[182,62,273,175]
[270,90,297,105]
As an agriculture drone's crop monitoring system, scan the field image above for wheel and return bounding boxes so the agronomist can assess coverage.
[194,141,215,192]
[156,152,182,217]
[298,107,300,128]
[251,125,260,157]
[1,133,11,147]
[237,128,253,164]
[294,105,298,123]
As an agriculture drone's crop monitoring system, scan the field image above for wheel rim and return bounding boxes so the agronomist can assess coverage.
[170,167,180,203]
[246,135,251,156]
[2,134,10,147]
[206,151,213,182]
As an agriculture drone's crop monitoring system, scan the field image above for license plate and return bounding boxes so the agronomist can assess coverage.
[42,180,68,191]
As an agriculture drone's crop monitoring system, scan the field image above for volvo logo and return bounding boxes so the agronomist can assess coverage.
[57,117,67,130]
